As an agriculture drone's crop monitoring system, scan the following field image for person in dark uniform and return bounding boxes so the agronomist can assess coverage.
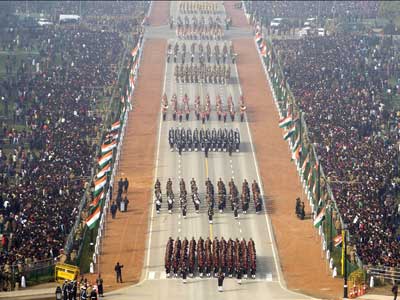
[96,275,103,297]
[72,281,77,300]
[178,140,183,156]
[123,178,129,193]
[182,202,187,218]
[118,178,124,194]
[182,267,188,284]
[233,203,238,219]
[228,142,233,156]
[114,262,124,283]
[204,140,209,158]
[156,197,161,214]
[62,280,69,300]
[237,267,242,284]
[217,270,225,292]
[89,288,97,300]
[111,202,117,219]
[80,286,88,300]
[392,282,398,300]
[208,206,214,224]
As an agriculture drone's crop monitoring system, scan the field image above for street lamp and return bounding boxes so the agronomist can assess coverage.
[342,224,348,298]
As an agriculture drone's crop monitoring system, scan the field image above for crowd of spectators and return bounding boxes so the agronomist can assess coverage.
[244,1,380,22]
[0,1,147,288]
[273,34,400,267]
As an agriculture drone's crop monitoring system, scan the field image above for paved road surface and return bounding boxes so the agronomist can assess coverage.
[105,2,312,299]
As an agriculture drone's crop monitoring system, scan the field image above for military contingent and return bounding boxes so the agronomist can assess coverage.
[178,1,219,15]
[167,41,236,65]
[160,93,246,123]
[168,127,241,155]
[157,1,258,287]
[154,178,262,216]
[164,237,257,279]
[172,15,225,40]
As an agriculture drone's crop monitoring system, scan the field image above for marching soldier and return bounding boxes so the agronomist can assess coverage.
[208,206,214,224]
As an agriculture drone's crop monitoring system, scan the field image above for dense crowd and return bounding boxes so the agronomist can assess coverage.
[244,1,380,22]
[274,34,400,267]
[0,1,147,284]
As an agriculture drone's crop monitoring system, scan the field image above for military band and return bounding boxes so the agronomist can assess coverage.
[165,237,257,279]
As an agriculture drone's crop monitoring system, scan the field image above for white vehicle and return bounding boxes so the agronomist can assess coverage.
[38,18,53,26]
[304,17,316,27]
[59,14,80,24]
[317,28,326,36]
[270,18,283,28]
[298,26,311,37]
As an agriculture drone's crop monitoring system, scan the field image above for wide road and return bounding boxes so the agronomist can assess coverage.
[106,2,312,299]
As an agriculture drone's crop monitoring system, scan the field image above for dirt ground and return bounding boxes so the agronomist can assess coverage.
[148,1,170,26]
[233,38,343,300]
[89,38,166,292]
[223,1,249,28]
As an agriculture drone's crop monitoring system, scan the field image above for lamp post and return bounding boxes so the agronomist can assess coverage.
[342,225,348,298]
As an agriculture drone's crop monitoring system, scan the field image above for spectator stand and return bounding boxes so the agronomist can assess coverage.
[75,33,145,276]
[77,36,143,273]
[250,20,363,280]
[0,2,150,292]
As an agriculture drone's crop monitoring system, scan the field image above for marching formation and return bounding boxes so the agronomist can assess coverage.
[153,0,262,288]
[167,41,236,65]
[161,93,247,122]
[168,127,241,155]
[164,237,257,279]
[178,1,219,15]
[154,178,262,216]
[174,15,225,40]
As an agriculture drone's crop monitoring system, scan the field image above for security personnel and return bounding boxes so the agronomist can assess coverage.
[156,197,161,214]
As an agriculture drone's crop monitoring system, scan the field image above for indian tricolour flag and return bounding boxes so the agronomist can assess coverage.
[260,41,267,57]
[334,234,343,247]
[86,206,101,229]
[291,145,301,162]
[101,140,117,154]
[279,115,292,128]
[255,32,262,44]
[283,125,295,140]
[97,162,111,179]
[313,207,325,228]
[98,151,113,167]
[109,132,119,141]
[90,191,104,208]
[292,135,300,152]
[94,175,107,193]
[131,44,139,59]
[301,154,309,174]
[111,121,121,131]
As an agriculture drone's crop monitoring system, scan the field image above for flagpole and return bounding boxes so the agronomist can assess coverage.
[342,227,348,298]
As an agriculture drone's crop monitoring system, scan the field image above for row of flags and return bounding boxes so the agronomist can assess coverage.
[255,28,345,250]
[85,120,121,229]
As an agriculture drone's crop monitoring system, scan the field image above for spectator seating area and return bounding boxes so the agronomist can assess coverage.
[0,1,149,286]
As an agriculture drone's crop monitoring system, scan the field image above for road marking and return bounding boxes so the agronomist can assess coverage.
[160,272,167,280]
[145,39,168,280]
[231,36,315,299]
[266,273,273,282]
[148,271,156,280]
